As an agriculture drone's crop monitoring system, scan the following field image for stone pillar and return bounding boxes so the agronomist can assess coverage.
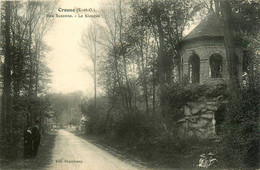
[200,59,209,84]
[183,63,189,82]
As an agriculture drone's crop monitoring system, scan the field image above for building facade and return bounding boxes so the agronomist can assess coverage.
[177,12,245,139]
[179,12,244,85]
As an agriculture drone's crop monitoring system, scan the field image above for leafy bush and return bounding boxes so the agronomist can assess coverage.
[217,89,260,168]
[0,130,22,160]
[0,96,51,161]
[114,112,156,143]
[161,83,228,127]
[81,97,109,134]
[162,83,228,108]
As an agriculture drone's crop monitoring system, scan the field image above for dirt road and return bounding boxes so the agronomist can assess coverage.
[48,130,144,170]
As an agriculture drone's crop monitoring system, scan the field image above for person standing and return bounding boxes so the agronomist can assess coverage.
[32,120,41,157]
[24,125,33,158]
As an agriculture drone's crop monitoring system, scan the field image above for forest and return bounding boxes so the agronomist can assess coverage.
[80,0,260,168]
[0,0,56,159]
[0,0,259,169]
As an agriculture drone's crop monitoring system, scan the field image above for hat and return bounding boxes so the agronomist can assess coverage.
[200,153,206,158]
[208,152,215,156]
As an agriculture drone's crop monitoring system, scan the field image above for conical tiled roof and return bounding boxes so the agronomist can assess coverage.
[183,12,224,41]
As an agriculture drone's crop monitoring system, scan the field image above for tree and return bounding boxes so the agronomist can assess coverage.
[0,0,56,159]
[47,92,83,127]
[128,0,202,109]
[81,24,98,116]
[1,1,12,132]
[97,0,134,114]
[220,0,241,100]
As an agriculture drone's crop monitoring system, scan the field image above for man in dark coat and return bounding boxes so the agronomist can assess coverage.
[24,125,33,158]
[32,120,41,157]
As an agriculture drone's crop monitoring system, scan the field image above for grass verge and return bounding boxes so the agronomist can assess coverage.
[73,131,211,169]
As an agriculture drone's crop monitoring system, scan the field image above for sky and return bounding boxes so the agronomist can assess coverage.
[44,0,198,95]
[44,0,102,95]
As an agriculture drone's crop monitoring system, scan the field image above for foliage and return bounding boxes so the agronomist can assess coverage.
[231,0,260,37]
[0,1,55,97]
[80,96,109,134]
[214,2,260,167]
[162,83,227,108]
[47,92,83,127]
[0,96,51,160]
[0,1,56,160]
[79,1,260,168]
[0,0,259,168]
[114,111,156,143]
[217,89,260,168]
[0,130,22,159]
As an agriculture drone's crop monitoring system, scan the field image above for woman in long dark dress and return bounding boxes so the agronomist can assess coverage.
[32,120,41,157]
[23,126,33,158]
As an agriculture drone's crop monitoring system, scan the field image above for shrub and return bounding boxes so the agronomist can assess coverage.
[161,83,228,130]
[1,96,51,161]
[0,129,22,161]
[81,97,110,134]
[114,111,156,144]
[217,89,260,168]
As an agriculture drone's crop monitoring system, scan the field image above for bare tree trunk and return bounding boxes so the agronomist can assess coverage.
[15,33,24,98]
[2,1,12,131]
[152,47,156,114]
[140,39,149,114]
[220,0,241,100]
[119,0,132,113]
[28,2,38,97]
[94,40,97,115]
[122,55,132,111]
[105,82,116,129]
[35,41,40,95]
[113,50,127,111]
[154,0,166,105]
[28,22,33,96]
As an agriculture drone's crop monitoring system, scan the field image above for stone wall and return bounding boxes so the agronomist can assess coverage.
[176,36,244,139]
[177,95,227,140]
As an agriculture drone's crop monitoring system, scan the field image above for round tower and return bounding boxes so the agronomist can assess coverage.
[179,12,243,85]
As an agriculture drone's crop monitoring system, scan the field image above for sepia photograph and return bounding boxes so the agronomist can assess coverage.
[0,0,259,169]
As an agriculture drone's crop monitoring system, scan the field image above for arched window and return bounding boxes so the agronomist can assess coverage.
[210,54,223,78]
[189,54,200,83]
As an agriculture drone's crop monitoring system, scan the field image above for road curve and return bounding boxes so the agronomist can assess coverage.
[48,129,143,170]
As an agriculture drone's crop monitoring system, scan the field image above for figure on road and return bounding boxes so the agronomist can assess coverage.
[32,120,41,157]
[24,125,33,158]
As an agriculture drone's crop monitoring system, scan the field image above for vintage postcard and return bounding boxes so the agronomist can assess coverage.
[0,0,259,169]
